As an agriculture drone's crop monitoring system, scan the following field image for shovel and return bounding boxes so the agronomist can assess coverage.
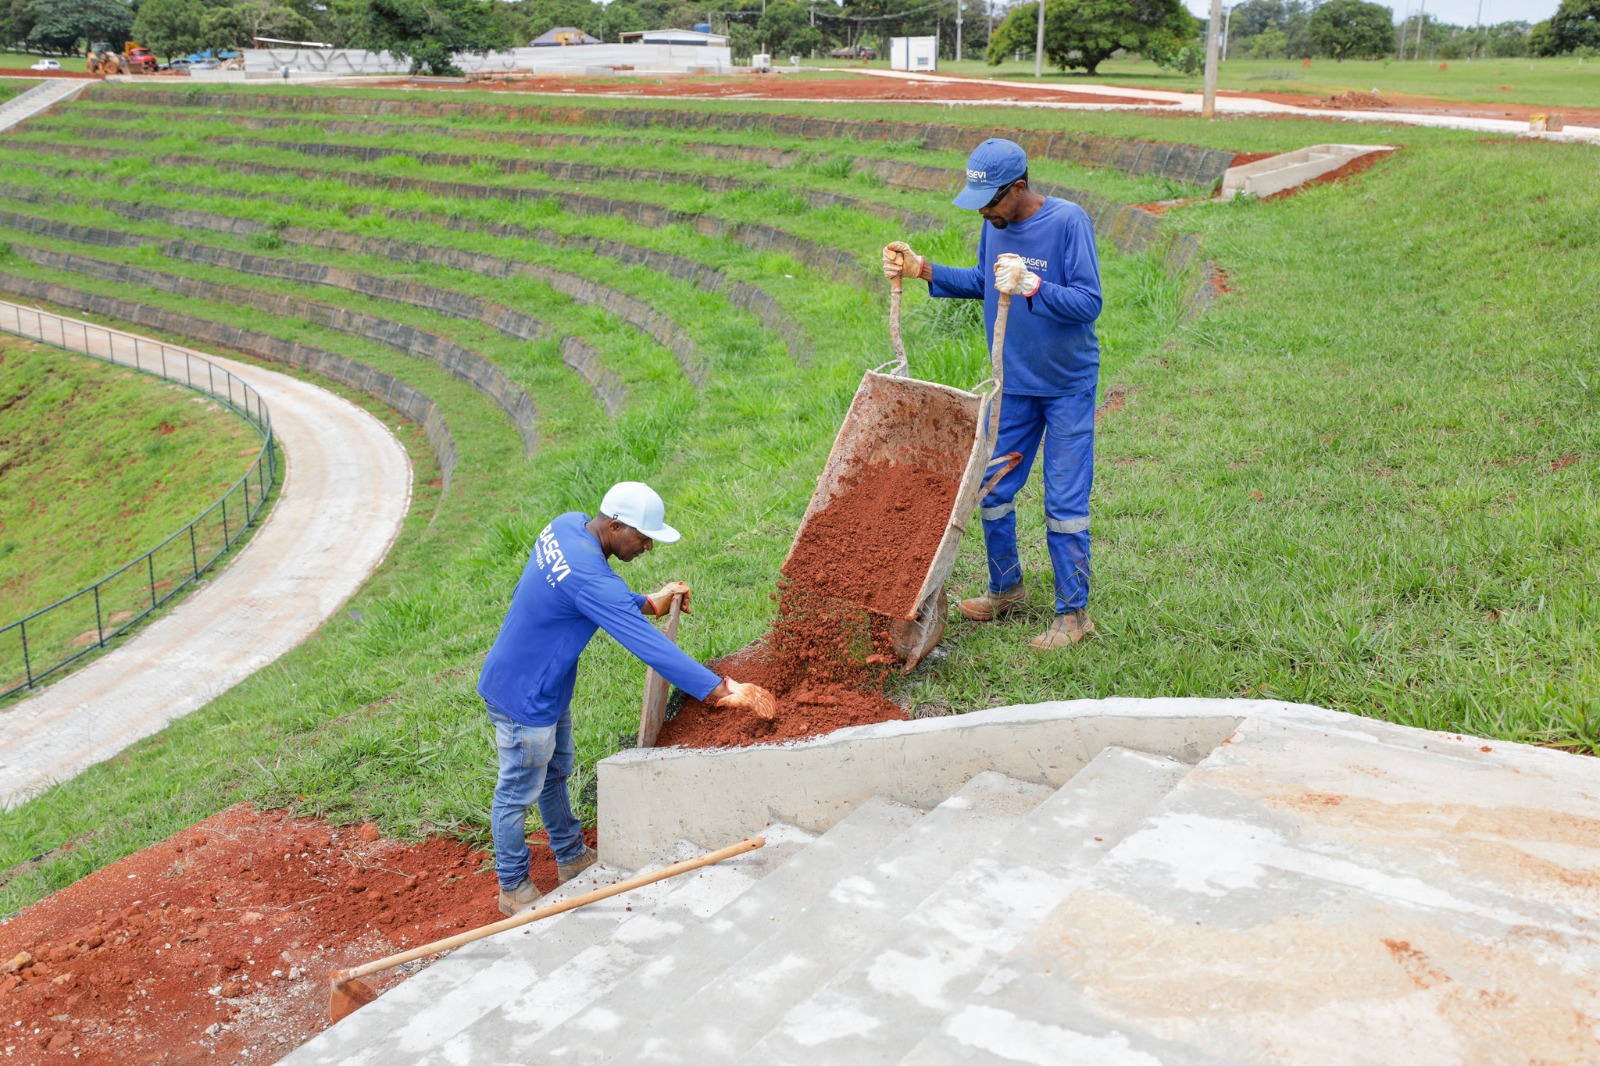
[328,834,765,1022]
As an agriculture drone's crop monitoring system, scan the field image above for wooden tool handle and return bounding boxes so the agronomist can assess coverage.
[888,276,908,377]
[332,836,766,985]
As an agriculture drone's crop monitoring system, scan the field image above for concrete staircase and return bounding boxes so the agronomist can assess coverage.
[286,700,1600,1064]
[287,747,1189,1064]
[0,79,88,134]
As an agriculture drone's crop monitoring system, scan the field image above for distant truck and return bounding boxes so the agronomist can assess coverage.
[829,44,876,60]
[86,42,158,74]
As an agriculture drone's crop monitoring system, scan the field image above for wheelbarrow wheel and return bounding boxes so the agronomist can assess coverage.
[889,587,948,672]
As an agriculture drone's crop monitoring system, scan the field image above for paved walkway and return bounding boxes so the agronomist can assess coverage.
[823,68,1600,145]
[0,304,412,809]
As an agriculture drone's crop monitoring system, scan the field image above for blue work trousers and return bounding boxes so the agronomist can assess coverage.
[488,704,586,890]
[979,389,1095,615]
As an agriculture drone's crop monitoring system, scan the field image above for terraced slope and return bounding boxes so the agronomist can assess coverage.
[0,85,1205,910]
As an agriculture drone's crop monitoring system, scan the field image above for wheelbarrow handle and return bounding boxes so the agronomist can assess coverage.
[888,276,909,377]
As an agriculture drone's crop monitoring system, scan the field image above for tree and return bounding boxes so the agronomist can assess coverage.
[757,0,821,58]
[986,0,1195,75]
[132,0,209,57]
[345,0,511,74]
[199,0,319,47]
[1306,0,1392,61]
[1548,0,1600,53]
[25,0,133,52]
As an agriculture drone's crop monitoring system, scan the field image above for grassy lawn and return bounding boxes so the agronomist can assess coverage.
[0,52,84,73]
[0,334,262,621]
[818,55,1600,111]
[0,78,39,102]
[0,90,1594,916]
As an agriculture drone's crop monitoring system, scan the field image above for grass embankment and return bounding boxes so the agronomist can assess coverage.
[0,91,1594,916]
[0,335,257,620]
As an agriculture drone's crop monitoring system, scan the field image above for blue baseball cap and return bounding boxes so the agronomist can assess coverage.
[953,138,1029,210]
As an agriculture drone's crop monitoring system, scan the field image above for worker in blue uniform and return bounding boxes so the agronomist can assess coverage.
[478,481,776,915]
[882,138,1104,650]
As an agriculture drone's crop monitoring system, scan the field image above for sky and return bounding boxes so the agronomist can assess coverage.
[1182,0,1561,28]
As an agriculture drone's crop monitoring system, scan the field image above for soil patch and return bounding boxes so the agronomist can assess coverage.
[1308,90,1391,110]
[0,804,581,1064]
[365,71,1171,107]
[659,461,960,749]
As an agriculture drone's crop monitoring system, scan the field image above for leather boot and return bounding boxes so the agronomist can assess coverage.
[1029,610,1094,650]
[956,583,1027,622]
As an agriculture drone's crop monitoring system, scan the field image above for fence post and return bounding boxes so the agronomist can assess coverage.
[242,474,251,519]
[189,524,199,579]
[19,618,32,690]
[147,553,157,608]
[222,496,230,547]
[94,585,105,646]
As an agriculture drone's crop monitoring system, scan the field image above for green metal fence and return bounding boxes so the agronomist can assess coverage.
[0,302,277,699]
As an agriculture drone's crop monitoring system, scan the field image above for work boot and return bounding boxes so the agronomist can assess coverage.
[957,583,1027,622]
[1029,610,1094,650]
[498,878,541,917]
[557,845,599,885]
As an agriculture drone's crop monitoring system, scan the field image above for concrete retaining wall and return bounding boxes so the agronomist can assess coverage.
[598,698,1269,868]
[0,273,459,491]
[90,89,1235,184]
[5,239,542,455]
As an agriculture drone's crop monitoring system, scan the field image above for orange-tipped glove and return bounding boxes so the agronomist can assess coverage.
[715,677,778,720]
[643,580,691,617]
[881,241,926,282]
[994,253,1041,297]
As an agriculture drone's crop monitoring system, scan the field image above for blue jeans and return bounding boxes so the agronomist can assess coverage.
[488,705,586,890]
[979,389,1096,615]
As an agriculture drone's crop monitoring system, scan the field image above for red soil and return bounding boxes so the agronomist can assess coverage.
[0,805,582,1064]
[659,462,960,749]
[368,72,1170,107]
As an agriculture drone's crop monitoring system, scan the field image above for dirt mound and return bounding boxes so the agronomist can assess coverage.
[0,805,580,1064]
[1311,90,1391,110]
[659,461,959,749]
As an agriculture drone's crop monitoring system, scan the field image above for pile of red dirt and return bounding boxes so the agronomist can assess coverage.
[659,462,960,749]
[0,805,581,1064]
[1308,90,1392,110]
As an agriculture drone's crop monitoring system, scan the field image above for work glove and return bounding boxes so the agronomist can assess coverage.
[715,677,778,721]
[643,580,691,617]
[993,253,1042,297]
[881,241,926,282]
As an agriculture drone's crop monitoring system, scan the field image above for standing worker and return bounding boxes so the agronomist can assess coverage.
[478,481,776,915]
[882,138,1104,650]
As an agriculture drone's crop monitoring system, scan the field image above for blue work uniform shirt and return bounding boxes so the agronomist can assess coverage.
[478,512,723,727]
[929,196,1103,397]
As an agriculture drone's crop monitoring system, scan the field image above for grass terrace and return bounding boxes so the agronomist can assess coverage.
[0,85,1594,916]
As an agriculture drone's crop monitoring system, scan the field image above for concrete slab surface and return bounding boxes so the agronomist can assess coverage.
[0,304,411,807]
[934,715,1600,1065]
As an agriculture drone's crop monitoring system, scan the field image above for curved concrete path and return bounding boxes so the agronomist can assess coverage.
[0,304,412,809]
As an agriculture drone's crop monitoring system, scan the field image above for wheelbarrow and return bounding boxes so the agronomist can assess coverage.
[778,278,1021,671]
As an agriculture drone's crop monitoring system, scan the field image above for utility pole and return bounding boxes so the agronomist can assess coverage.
[1033,0,1045,78]
[1414,0,1425,60]
[1473,0,1483,59]
[1201,0,1222,118]
[1221,4,1231,62]
[955,0,962,61]
[1397,0,1408,59]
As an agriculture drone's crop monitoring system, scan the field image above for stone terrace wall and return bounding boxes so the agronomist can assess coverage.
[0,272,459,490]
[91,90,1236,185]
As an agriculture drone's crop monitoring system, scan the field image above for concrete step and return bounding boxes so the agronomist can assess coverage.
[742,747,1192,1066]
[596,771,1056,1065]
[521,793,928,1064]
[286,826,818,1065]
[0,81,86,133]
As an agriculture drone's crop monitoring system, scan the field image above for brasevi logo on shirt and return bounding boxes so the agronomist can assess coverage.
[535,523,572,586]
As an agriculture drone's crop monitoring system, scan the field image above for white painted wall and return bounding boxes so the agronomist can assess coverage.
[241,43,734,75]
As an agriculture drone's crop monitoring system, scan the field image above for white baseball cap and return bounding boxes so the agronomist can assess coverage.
[599,481,680,544]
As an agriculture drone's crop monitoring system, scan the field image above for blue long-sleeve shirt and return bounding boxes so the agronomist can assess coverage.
[929,196,1103,397]
[478,512,722,727]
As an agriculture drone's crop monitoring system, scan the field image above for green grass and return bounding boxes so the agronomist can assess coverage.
[1,52,84,72]
[0,333,258,619]
[0,90,1595,919]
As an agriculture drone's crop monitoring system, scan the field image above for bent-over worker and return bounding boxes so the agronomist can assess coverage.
[478,481,775,916]
[881,137,1104,650]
